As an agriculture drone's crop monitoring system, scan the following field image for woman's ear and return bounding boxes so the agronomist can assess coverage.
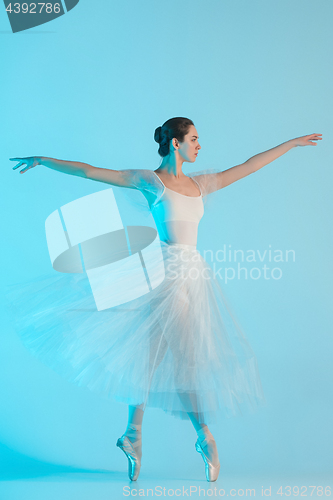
[172,138,179,151]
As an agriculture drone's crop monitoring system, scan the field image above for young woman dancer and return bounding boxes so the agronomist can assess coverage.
[9,118,321,482]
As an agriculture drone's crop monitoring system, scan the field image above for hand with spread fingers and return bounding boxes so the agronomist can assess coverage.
[10,156,40,174]
[293,133,322,147]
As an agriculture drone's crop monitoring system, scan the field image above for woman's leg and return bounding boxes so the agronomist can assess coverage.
[123,403,144,460]
[187,411,219,466]
[168,280,220,468]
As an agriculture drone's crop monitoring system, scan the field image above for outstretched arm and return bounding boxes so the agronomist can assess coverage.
[215,133,322,190]
[10,156,139,189]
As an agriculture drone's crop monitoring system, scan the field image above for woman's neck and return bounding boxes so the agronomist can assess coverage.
[157,154,185,179]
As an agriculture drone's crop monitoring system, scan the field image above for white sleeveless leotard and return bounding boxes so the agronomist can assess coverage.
[149,171,204,247]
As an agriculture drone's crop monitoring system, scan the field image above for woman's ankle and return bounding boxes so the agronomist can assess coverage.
[197,425,214,442]
[125,423,142,438]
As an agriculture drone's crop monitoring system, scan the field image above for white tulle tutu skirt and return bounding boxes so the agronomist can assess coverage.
[5,240,266,424]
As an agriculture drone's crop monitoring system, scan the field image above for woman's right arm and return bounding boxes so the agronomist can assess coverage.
[10,156,137,189]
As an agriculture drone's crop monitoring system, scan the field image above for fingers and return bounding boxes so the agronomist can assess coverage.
[12,161,25,170]
[297,134,322,146]
[10,157,28,162]
[20,164,34,173]
[9,157,32,172]
[307,134,322,145]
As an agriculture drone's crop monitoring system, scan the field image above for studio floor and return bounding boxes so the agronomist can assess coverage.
[0,469,332,500]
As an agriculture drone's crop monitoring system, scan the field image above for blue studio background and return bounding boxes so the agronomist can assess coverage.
[0,0,332,498]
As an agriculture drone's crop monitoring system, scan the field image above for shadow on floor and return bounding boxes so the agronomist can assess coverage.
[0,441,116,481]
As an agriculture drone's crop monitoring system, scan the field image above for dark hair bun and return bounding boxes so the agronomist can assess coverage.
[154,126,162,144]
[154,117,194,158]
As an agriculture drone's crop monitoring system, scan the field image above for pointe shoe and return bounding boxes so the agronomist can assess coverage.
[195,437,220,482]
[116,434,141,481]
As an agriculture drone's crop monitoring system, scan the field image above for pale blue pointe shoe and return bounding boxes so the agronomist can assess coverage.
[195,436,220,482]
[116,434,142,481]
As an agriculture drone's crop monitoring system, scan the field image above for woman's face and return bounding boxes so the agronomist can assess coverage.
[175,125,201,162]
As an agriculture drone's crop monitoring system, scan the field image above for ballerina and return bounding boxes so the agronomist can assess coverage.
[9,117,322,482]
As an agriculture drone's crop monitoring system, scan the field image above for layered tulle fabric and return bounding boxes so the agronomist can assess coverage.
[5,239,266,424]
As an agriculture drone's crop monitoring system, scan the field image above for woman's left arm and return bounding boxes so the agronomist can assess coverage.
[217,133,322,189]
